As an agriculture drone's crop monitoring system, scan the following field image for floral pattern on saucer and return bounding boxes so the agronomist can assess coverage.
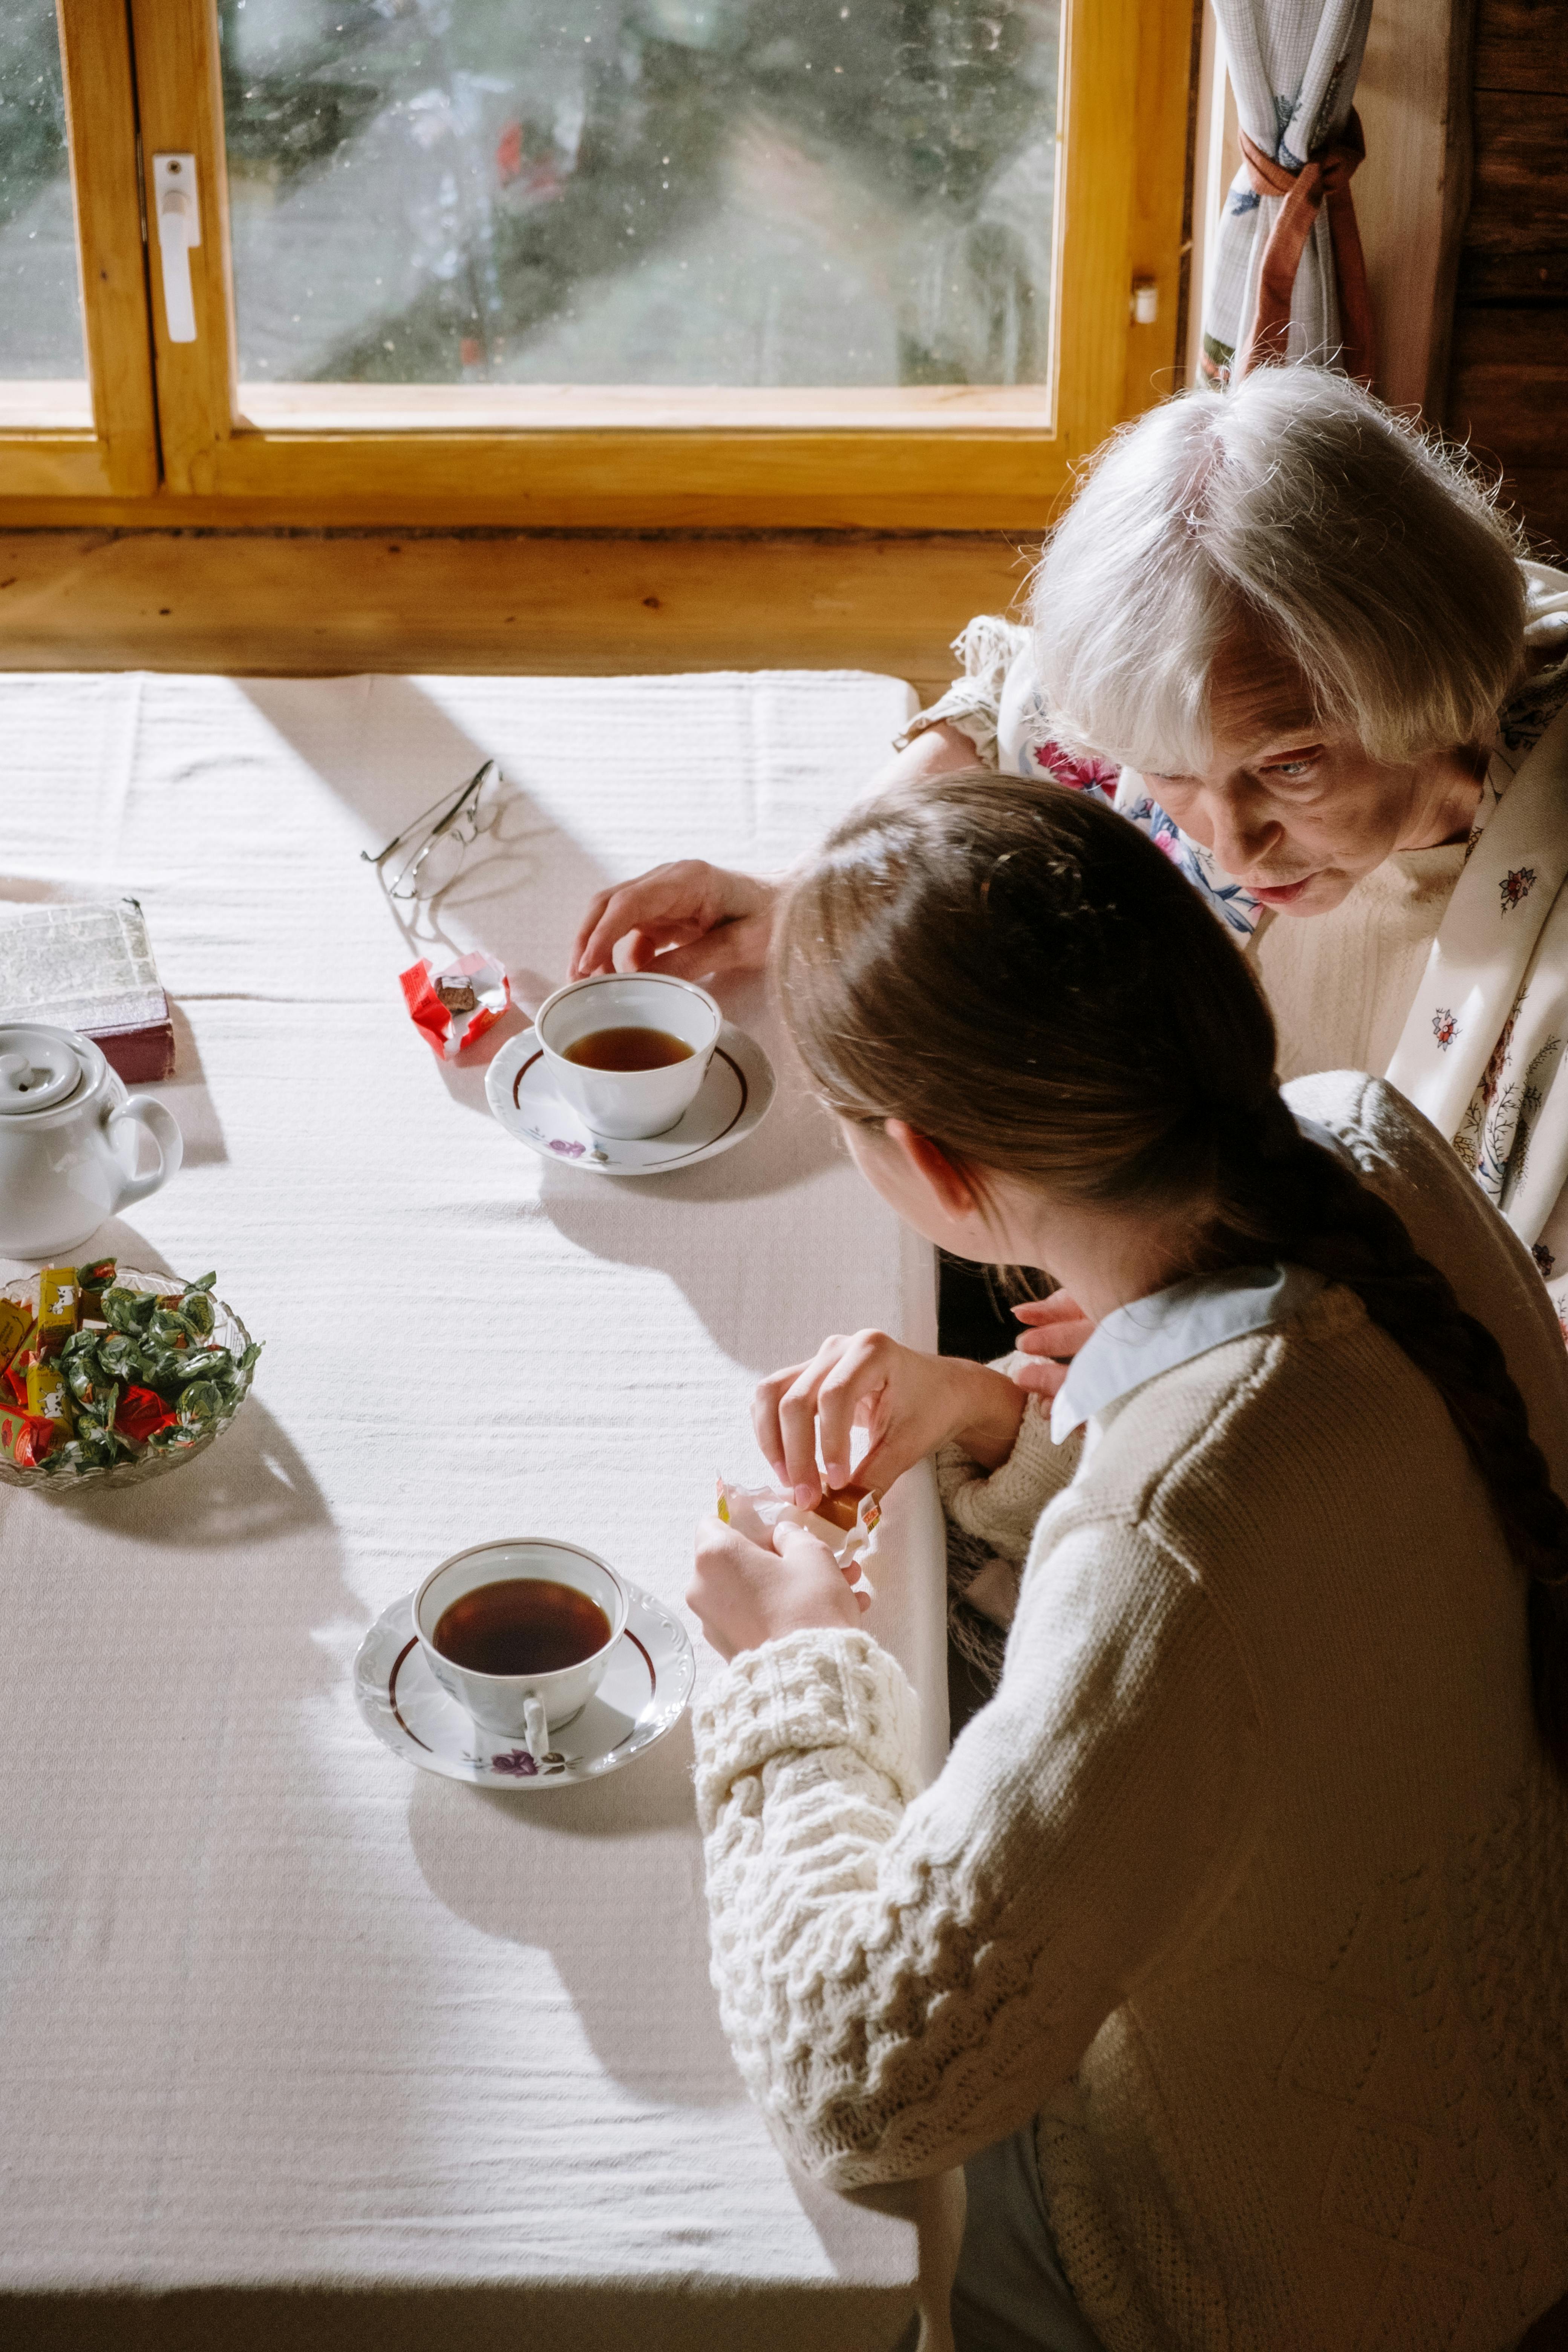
[354,1582,695,1787]
[484,1022,775,1176]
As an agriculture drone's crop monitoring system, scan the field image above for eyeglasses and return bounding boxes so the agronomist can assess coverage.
[361,759,506,904]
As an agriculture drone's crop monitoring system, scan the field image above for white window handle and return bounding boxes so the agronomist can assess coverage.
[153,153,201,344]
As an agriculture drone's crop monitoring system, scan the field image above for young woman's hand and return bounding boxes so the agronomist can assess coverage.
[1009,1293,1096,1397]
[569,862,779,981]
[754,1329,1026,1507]
[688,1516,867,1663]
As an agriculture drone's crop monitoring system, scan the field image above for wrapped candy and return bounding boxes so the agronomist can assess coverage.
[36,1268,80,1360]
[26,1362,72,1429]
[115,1386,177,1446]
[75,1259,117,1320]
[400,949,510,1061]
[0,1264,262,1479]
[715,1475,882,1587]
[0,1299,33,1371]
[1,1406,58,1469]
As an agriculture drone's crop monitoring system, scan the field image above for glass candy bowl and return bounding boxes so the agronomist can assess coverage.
[0,1267,257,1493]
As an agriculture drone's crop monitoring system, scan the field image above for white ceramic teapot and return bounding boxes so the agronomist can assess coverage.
[0,1023,183,1259]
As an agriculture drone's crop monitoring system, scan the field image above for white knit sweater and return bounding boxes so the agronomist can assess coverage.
[694,1077,1568,2351]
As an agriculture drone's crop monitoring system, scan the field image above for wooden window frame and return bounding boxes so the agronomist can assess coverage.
[1,0,1196,530]
[0,0,159,502]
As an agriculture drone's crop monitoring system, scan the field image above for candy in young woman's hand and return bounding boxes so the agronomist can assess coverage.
[715,1472,881,1596]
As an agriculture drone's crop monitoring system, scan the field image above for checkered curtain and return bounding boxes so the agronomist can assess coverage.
[1200,0,1374,386]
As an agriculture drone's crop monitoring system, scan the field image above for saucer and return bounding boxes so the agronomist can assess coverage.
[485,1021,775,1175]
[354,1580,695,1787]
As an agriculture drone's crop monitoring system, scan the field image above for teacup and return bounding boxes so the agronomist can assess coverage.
[414,1537,629,1759]
[535,973,720,1141]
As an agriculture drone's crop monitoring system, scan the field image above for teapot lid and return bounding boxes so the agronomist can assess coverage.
[0,1024,89,1116]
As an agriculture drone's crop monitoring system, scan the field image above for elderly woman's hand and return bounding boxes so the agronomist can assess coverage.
[688,1515,868,1662]
[1010,1293,1096,1398]
[569,861,779,981]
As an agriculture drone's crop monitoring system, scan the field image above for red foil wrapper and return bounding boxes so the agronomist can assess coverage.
[399,950,511,1061]
[116,1386,176,1445]
[12,1416,56,1470]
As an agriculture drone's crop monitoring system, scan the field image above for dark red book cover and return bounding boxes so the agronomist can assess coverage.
[0,898,176,1083]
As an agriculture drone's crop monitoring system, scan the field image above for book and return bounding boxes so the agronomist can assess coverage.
[0,897,175,1083]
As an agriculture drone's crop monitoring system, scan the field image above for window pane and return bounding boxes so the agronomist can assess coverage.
[222,0,1060,390]
[0,1,87,392]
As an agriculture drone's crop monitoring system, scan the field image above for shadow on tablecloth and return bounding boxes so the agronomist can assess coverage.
[406,1710,744,2109]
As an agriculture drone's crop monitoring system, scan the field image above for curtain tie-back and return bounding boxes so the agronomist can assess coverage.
[1234,108,1375,386]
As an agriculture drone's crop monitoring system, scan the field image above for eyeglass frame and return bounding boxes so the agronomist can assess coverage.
[360,758,503,903]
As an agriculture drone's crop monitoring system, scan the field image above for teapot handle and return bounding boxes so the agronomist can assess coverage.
[108,1095,184,1209]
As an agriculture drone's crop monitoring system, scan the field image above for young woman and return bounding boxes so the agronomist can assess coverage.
[686,773,1568,2352]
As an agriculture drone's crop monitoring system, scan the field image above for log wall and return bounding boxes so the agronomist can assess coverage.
[1448,0,1568,557]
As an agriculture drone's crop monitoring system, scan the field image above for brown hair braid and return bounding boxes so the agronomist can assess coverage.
[776,769,1568,1773]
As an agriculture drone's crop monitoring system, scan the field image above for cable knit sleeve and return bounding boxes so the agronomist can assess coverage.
[694,1518,1264,2189]
[937,1382,1082,1567]
[892,615,1031,767]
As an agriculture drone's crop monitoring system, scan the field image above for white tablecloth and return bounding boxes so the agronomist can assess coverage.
[0,670,951,2350]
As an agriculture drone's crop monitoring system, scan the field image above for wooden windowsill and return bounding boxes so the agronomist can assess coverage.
[0,383,95,430]
[235,383,1058,435]
[0,526,1027,688]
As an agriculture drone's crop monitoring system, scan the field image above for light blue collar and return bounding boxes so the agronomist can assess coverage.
[1050,1261,1326,1442]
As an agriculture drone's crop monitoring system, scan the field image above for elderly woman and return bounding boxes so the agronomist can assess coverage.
[571,368,1568,1328]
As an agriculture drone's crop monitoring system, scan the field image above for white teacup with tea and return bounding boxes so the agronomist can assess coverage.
[414,1537,629,1760]
[534,973,720,1140]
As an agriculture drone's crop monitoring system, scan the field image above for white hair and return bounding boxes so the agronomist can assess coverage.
[1031,368,1527,774]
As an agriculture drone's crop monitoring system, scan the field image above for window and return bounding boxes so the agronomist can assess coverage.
[0,0,1194,527]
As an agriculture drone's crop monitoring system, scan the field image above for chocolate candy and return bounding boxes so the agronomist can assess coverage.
[808,1486,884,1543]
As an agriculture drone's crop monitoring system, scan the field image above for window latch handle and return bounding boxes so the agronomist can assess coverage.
[153,153,201,345]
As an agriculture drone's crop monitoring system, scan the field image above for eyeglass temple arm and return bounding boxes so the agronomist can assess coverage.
[360,759,498,867]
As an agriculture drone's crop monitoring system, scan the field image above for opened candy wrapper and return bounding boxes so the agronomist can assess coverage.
[716,1474,882,1592]
[400,949,511,1061]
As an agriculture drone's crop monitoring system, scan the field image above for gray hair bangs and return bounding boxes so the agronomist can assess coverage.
[1031,368,1528,776]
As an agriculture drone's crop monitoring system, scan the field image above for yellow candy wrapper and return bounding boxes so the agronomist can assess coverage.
[26,1363,73,1429]
[0,1299,33,1371]
[37,1268,80,1360]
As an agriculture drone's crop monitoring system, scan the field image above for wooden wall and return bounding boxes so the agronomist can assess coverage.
[1448,0,1568,559]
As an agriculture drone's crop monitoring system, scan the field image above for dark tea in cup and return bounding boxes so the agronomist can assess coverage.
[562,1026,694,1072]
[433,1577,613,1676]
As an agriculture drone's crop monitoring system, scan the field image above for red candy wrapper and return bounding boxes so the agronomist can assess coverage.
[399,949,510,1061]
[0,1406,57,1468]
[116,1386,177,1445]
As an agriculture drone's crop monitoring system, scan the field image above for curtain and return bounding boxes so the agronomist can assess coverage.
[1201,0,1375,386]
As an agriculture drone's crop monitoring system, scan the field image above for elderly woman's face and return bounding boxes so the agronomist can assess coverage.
[1139,637,1478,918]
